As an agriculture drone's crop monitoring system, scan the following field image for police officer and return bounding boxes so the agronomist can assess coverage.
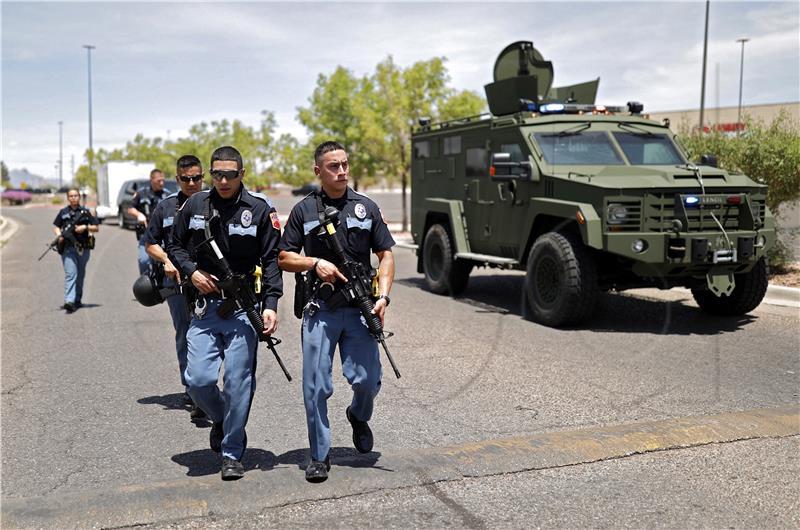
[278,141,395,483]
[143,155,205,419]
[53,188,100,313]
[128,168,167,275]
[169,146,283,481]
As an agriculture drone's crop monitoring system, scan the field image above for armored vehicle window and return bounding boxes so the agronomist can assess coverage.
[532,131,624,165]
[443,136,462,155]
[414,141,430,160]
[500,143,524,161]
[612,132,685,165]
[466,147,488,176]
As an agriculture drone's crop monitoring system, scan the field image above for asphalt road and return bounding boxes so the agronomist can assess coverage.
[1,200,798,527]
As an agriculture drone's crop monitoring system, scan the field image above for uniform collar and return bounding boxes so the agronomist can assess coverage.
[319,186,358,202]
[207,185,251,206]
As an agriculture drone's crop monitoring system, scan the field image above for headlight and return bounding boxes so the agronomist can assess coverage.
[631,239,648,253]
[607,203,629,225]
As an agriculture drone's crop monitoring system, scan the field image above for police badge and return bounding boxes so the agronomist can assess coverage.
[354,203,367,220]
[241,209,252,228]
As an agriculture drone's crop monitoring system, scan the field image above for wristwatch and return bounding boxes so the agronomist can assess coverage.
[378,294,391,306]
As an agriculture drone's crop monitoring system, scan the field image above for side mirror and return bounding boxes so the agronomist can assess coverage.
[699,154,718,168]
[491,153,538,182]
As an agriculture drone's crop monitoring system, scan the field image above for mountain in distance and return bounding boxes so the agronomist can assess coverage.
[7,168,60,188]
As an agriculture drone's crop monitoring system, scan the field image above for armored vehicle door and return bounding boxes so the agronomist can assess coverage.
[461,137,496,254]
[487,132,533,259]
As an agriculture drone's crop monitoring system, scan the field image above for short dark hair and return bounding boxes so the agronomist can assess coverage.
[314,141,345,165]
[176,154,202,173]
[150,168,163,178]
[210,145,243,171]
[66,188,80,197]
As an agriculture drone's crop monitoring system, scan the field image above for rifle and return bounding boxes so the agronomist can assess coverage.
[38,211,88,261]
[198,209,292,382]
[317,205,401,379]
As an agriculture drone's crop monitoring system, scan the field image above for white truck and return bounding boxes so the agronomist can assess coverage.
[95,161,155,221]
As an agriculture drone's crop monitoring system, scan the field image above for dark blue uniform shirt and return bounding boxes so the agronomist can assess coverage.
[53,205,98,248]
[279,187,395,272]
[168,186,283,311]
[132,186,166,219]
[142,191,188,248]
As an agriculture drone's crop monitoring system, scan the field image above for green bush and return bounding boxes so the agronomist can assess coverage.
[679,110,800,265]
[679,110,800,213]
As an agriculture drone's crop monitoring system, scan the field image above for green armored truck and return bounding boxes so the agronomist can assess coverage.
[409,41,775,327]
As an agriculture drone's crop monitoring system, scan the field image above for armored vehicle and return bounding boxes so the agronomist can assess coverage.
[410,41,775,327]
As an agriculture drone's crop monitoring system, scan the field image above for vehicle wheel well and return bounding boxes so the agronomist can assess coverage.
[522,215,581,263]
[417,212,453,273]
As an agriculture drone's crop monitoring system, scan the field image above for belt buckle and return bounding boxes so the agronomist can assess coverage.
[193,297,208,319]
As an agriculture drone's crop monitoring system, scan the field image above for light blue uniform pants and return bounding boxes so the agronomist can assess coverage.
[302,304,382,461]
[164,277,190,389]
[137,238,153,276]
[61,247,90,305]
[185,298,258,460]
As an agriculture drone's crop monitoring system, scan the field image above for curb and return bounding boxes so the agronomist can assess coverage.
[0,215,20,246]
[2,405,798,529]
[763,284,800,308]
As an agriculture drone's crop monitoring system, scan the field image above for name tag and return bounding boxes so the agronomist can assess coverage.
[346,217,372,231]
[303,220,321,235]
[228,224,257,237]
[163,216,174,228]
[189,216,205,230]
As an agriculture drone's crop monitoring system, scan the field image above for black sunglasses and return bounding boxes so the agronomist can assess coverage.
[210,169,241,181]
[178,174,204,182]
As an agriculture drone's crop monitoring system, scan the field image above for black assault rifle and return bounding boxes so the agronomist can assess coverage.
[38,211,90,261]
[317,206,401,379]
[198,210,292,382]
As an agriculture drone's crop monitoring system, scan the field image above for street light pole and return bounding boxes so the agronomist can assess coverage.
[736,38,750,133]
[698,0,710,132]
[83,44,95,185]
[58,121,63,188]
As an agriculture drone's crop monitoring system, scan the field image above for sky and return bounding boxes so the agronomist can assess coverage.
[2,1,798,180]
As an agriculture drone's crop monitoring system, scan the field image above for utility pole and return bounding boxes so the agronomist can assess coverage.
[58,121,63,187]
[698,0,710,132]
[83,44,96,185]
[736,38,750,134]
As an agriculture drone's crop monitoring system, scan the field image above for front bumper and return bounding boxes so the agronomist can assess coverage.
[604,228,776,277]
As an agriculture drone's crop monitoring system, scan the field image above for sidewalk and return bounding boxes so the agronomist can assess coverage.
[2,405,797,529]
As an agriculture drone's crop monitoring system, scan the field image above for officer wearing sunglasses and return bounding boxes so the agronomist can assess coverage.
[142,154,205,419]
[168,145,283,481]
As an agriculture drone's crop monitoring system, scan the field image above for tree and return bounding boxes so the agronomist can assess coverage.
[297,67,380,189]
[372,56,486,230]
[1,161,10,188]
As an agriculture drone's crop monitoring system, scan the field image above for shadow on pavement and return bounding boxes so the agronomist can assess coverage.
[138,392,188,411]
[397,274,756,336]
[171,447,389,477]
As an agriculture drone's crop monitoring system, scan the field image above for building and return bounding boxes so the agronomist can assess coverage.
[648,102,800,133]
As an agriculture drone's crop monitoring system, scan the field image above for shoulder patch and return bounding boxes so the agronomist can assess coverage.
[270,211,281,230]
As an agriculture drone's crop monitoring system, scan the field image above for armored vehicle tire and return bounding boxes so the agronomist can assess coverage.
[422,223,472,296]
[691,258,769,316]
[118,210,125,228]
[524,231,599,327]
